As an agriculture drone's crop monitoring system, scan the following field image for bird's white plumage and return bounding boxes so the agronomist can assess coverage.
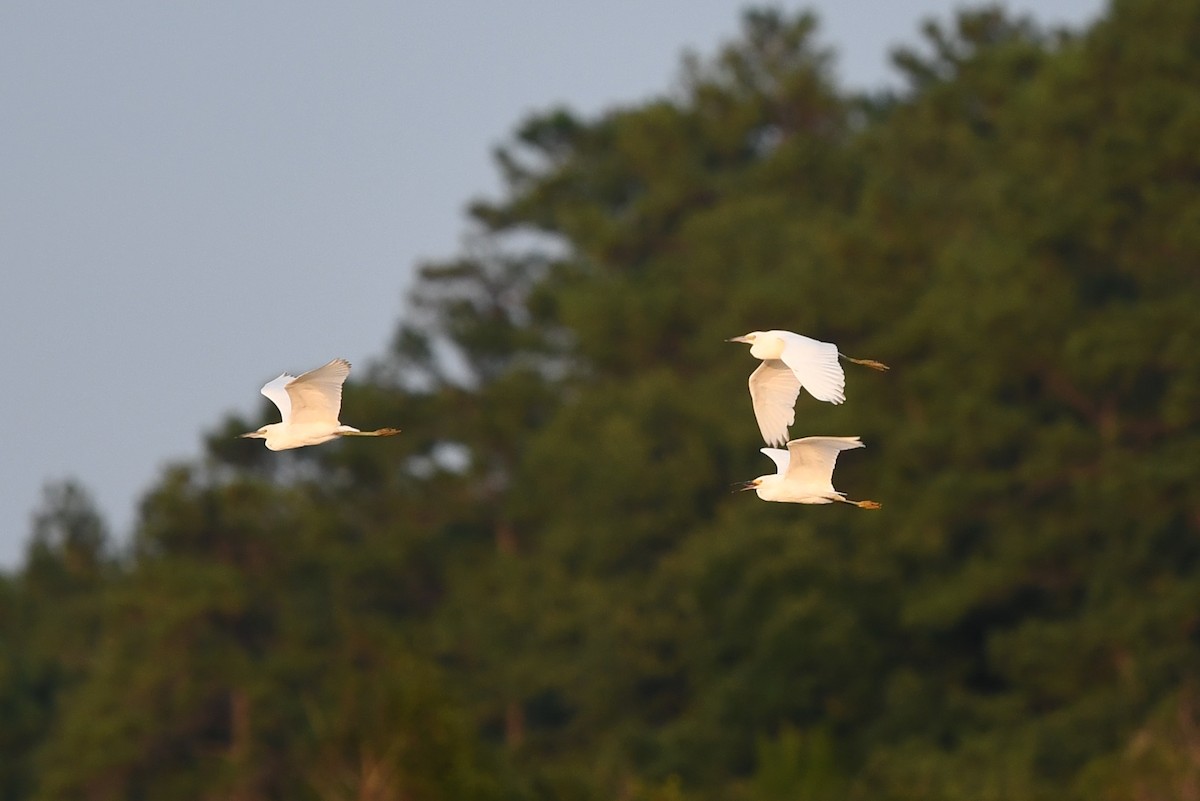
[259,373,296,423]
[748,436,866,504]
[777,333,844,405]
[241,358,400,451]
[759,443,792,475]
[273,358,350,426]
[733,330,846,446]
[747,360,802,447]
[779,436,860,489]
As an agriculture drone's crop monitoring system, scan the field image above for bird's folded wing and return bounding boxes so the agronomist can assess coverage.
[748,360,801,446]
[285,358,351,424]
[780,337,845,404]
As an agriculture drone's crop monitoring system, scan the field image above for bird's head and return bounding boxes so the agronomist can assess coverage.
[727,331,783,360]
[733,477,764,493]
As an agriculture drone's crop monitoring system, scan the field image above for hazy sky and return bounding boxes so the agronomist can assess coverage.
[0,1,1104,568]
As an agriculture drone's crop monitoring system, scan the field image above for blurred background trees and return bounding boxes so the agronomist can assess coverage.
[4,1,1199,798]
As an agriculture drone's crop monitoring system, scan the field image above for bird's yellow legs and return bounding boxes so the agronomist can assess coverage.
[842,355,890,371]
[840,497,882,510]
[338,428,402,438]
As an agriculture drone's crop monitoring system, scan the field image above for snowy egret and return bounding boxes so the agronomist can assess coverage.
[739,436,881,508]
[727,330,888,446]
[239,358,400,451]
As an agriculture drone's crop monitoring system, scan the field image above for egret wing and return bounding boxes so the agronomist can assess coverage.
[777,332,845,405]
[284,358,352,425]
[784,436,863,490]
[260,374,295,422]
[748,360,801,446]
[759,447,791,476]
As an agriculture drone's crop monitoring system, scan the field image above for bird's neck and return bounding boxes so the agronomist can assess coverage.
[750,336,784,360]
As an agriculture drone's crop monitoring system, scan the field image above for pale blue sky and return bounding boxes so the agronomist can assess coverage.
[0,1,1104,567]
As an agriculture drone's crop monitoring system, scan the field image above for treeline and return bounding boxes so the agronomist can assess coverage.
[3,2,1200,798]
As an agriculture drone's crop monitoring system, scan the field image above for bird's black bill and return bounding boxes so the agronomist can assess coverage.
[731,481,758,493]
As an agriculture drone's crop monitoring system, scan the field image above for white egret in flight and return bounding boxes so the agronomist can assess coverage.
[728,330,888,446]
[739,436,881,509]
[240,358,400,451]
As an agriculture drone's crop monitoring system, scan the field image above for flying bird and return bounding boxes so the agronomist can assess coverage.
[240,358,400,451]
[728,330,888,446]
[739,436,881,508]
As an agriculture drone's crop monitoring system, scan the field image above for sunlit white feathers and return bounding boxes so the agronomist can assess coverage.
[240,358,400,451]
[741,436,880,509]
[728,330,888,446]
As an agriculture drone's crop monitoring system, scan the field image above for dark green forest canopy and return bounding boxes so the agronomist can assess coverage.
[4,2,1200,799]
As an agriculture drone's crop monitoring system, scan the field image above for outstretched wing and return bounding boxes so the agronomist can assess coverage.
[777,332,845,405]
[748,360,801,446]
[759,447,791,476]
[260,373,295,422]
[784,436,863,491]
[283,358,352,425]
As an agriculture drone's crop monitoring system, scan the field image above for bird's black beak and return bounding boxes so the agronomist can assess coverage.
[731,480,759,493]
[726,335,751,344]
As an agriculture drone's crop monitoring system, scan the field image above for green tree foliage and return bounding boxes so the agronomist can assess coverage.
[5,1,1200,798]
[0,481,111,800]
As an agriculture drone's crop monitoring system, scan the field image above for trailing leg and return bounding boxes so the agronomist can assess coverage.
[338,428,401,438]
[839,353,889,371]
